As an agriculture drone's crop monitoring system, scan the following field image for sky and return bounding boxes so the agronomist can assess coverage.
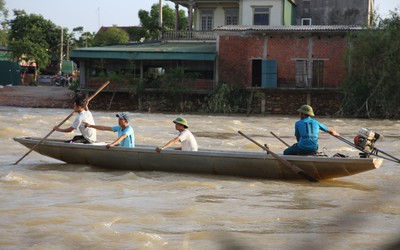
[4,0,400,34]
[4,0,176,33]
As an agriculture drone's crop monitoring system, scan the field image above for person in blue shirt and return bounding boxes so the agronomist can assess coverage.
[283,105,339,155]
[84,113,134,148]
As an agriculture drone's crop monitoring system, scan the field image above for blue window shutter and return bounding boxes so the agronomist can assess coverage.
[262,60,277,88]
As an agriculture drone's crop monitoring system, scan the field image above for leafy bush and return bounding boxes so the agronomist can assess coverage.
[205,83,257,113]
[340,11,400,118]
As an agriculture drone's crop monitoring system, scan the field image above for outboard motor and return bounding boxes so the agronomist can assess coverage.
[354,128,382,154]
[334,128,399,163]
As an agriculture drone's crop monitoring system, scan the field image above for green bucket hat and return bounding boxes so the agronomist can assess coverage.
[173,117,188,128]
[297,105,315,116]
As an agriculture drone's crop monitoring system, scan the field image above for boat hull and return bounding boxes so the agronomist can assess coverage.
[14,137,383,180]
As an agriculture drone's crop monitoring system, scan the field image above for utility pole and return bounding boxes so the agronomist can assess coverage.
[66,39,70,60]
[98,7,101,29]
[59,28,63,75]
[159,0,163,28]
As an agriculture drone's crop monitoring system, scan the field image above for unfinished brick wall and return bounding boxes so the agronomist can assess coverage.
[218,32,348,88]
[312,35,348,88]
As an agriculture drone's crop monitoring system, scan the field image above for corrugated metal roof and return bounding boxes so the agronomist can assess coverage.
[215,25,364,32]
[70,42,216,61]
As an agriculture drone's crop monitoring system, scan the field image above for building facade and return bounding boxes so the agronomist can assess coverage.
[295,0,374,26]
[167,0,297,31]
[72,0,373,92]
[215,26,360,89]
[167,0,374,29]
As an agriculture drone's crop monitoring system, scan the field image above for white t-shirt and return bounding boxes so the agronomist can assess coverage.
[178,129,198,151]
[71,110,96,142]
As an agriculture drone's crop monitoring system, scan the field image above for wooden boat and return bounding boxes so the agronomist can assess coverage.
[13,136,383,180]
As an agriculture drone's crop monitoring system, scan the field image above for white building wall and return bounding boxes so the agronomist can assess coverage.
[213,7,226,28]
[192,0,285,30]
[194,5,235,30]
[241,0,283,25]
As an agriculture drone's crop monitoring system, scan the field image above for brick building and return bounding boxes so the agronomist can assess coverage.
[216,25,361,89]
[70,1,371,114]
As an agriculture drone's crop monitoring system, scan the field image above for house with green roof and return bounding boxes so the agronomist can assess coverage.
[70,0,373,115]
[70,0,297,92]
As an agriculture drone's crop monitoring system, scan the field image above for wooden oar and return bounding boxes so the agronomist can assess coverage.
[238,131,319,182]
[14,81,110,165]
[270,131,290,147]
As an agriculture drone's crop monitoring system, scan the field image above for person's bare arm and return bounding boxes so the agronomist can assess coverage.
[84,101,89,111]
[156,137,180,153]
[107,134,128,149]
[83,95,94,111]
[84,123,112,131]
[53,126,74,133]
[328,128,340,137]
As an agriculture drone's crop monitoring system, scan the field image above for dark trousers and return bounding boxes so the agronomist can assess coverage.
[283,143,317,155]
[65,135,90,144]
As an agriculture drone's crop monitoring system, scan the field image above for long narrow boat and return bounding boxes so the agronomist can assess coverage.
[13,137,383,180]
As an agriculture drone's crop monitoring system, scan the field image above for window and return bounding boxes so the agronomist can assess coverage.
[295,60,325,88]
[252,60,262,87]
[200,9,214,31]
[253,7,270,25]
[295,60,308,87]
[301,18,312,26]
[312,60,324,88]
[225,9,239,25]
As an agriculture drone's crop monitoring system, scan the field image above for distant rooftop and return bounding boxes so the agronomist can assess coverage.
[215,25,365,33]
[96,26,142,33]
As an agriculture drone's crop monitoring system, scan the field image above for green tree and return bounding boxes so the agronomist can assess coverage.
[340,10,400,118]
[156,66,198,111]
[71,26,95,48]
[92,25,129,46]
[136,3,187,41]
[0,0,8,45]
[7,10,64,70]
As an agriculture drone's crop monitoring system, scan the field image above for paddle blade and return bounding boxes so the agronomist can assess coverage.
[298,171,319,182]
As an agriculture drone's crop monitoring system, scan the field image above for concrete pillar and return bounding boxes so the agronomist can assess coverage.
[175,3,179,31]
[307,36,313,87]
[261,93,266,114]
[80,60,86,89]
[188,1,194,31]
[263,34,268,59]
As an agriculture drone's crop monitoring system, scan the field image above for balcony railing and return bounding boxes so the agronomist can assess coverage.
[162,31,216,41]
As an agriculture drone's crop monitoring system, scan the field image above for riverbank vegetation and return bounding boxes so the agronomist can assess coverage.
[339,11,400,119]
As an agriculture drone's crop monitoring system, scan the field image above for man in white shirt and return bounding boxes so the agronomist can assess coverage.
[156,117,198,152]
[53,98,96,143]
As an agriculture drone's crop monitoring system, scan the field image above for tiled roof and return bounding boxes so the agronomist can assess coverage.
[215,25,364,32]
[73,41,216,53]
[96,26,141,34]
[71,42,216,61]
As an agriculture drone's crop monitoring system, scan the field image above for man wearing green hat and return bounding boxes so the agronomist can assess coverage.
[156,117,198,152]
[284,104,339,155]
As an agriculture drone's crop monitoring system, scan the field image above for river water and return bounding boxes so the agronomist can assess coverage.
[1,106,400,250]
